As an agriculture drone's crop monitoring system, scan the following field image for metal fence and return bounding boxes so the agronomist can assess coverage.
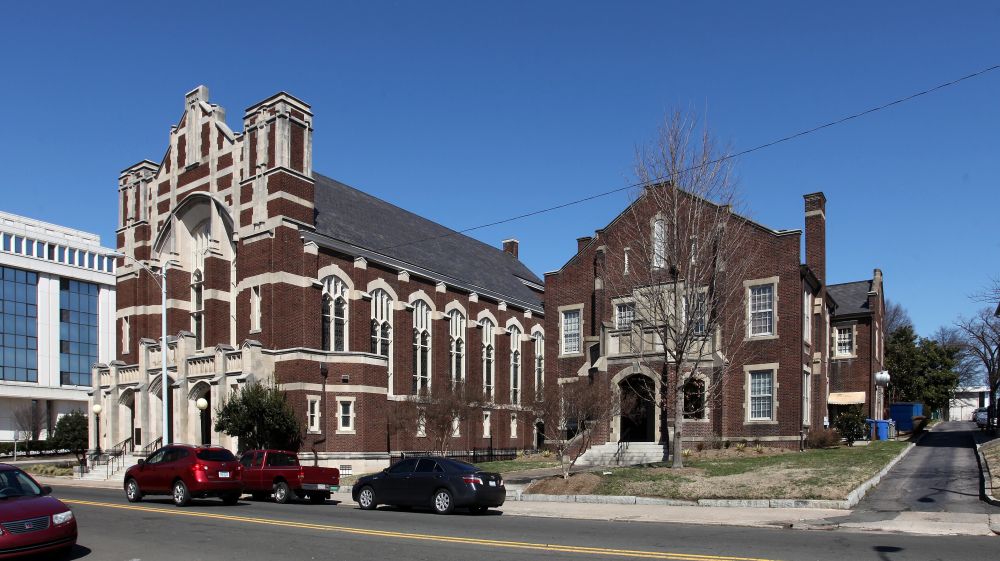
[390,448,519,465]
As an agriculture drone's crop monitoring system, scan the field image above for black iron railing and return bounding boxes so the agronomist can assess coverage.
[390,448,518,465]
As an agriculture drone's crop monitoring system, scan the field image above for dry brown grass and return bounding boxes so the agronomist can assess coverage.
[982,441,1000,493]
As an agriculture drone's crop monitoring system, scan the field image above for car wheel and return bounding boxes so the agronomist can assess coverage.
[124,478,143,503]
[172,480,191,507]
[274,481,293,504]
[309,493,327,504]
[469,505,488,515]
[432,489,454,515]
[221,492,241,505]
[357,485,377,510]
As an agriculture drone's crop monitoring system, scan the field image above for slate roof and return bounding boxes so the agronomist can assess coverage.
[311,173,543,310]
[827,280,872,317]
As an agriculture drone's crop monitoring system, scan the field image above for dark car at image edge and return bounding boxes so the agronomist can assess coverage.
[0,464,77,559]
[352,456,505,514]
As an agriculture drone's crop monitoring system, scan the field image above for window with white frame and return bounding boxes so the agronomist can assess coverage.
[686,292,707,336]
[802,369,811,425]
[652,218,666,269]
[533,333,544,400]
[121,316,130,353]
[191,270,204,349]
[322,276,349,352]
[448,309,466,386]
[483,410,491,438]
[749,370,774,421]
[836,326,854,356]
[482,318,495,400]
[250,286,261,332]
[615,302,635,330]
[416,410,426,437]
[337,399,355,432]
[412,300,431,394]
[623,247,631,275]
[509,326,521,404]
[370,289,392,357]
[561,309,581,354]
[307,396,321,433]
[510,412,518,439]
[451,415,460,437]
[748,284,774,336]
[803,291,812,344]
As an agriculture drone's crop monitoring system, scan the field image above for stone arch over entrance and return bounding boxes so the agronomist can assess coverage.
[118,388,138,448]
[610,366,662,443]
[189,381,213,446]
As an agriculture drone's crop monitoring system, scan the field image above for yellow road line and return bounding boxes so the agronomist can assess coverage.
[64,499,781,561]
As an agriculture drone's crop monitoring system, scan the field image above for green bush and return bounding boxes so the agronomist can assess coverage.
[805,428,841,449]
[833,406,868,446]
[0,440,64,457]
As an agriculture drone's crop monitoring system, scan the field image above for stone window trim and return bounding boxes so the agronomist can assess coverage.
[651,215,667,270]
[744,276,779,341]
[682,372,711,423]
[482,410,492,438]
[250,285,262,333]
[833,323,858,359]
[336,396,356,435]
[510,412,518,439]
[306,394,322,434]
[558,303,585,357]
[801,367,812,427]
[743,362,779,425]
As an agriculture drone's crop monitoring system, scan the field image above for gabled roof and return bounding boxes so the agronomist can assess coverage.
[311,173,543,310]
[827,280,873,317]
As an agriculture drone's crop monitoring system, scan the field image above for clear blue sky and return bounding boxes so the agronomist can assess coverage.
[1,2,997,336]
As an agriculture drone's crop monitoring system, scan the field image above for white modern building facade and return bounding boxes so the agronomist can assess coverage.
[0,210,117,441]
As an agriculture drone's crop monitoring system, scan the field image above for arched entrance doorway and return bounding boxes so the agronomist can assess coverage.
[119,389,137,450]
[190,382,212,446]
[619,374,655,442]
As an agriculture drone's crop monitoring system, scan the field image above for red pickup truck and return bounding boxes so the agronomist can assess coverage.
[238,450,340,504]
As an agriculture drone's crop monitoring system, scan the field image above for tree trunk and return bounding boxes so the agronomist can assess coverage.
[671,372,685,468]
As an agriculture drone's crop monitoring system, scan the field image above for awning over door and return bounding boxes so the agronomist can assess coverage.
[828,391,866,405]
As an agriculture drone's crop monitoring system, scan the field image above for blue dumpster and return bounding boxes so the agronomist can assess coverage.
[874,420,890,441]
[890,403,923,431]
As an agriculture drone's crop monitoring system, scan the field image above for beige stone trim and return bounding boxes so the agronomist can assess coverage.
[408,289,437,311]
[237,272,313,292]
[444,300,468,317]
[336,395,356,434]
[269,350,388,366]
[832,322,859,359]
[366,277,399,301]
[804,209,826,220]
[280,382,387,395]
[744,276,780,341]
[317,263,355,292]
[557,303,585,356]
[743,362,780,424]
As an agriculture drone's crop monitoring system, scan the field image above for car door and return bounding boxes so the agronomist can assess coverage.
[408,458,443,505]
[137,448,167,492]
[380,458,417,505]
[239,452,260,490]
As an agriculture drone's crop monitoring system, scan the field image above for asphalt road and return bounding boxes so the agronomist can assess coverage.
[854,421,998,514]
[33,485,996,561]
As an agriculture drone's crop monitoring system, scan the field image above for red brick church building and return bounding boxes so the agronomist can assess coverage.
[94,86,544,473]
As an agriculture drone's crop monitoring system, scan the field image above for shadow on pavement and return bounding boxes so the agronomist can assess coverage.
[873,545,904,560]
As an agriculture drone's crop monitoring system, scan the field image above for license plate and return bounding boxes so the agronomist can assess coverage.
[488,481,496,487]
[218,471,230,478]
[316,484,327,490]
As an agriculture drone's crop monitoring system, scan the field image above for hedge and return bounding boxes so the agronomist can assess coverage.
[0,440,68,456]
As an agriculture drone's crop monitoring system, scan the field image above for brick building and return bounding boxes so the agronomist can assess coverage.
[827,270,887,420]
[93,86,544,473]
[545,189,849,455]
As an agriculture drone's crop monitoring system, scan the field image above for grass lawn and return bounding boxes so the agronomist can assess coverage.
[20,463,75,477]
[475,457,560,474]
[529,441,907,501]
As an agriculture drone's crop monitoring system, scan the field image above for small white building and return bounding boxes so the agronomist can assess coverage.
[948,386,990,422]
[0,211,117,441]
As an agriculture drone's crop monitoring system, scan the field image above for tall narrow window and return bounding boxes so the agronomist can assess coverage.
[121,316,130,355]
[836,326,854,356]
[615,302,635,330]
[250,286,261,332]
[749,370,774,421]
[510,413,518,439]
[686,292,707,336]
[370,289,392,357]
[322,276,349,352]
[483,410,491,438]
[509,326,521,405]
[533,333,544,400]
[412,300,431,394]
[802,370,812,425]
[652,218,666,269]
[623,247,631,275]
[191,270,204,349]
[481,318,495,400]
[448,309,466,386]
[561,310,581,354]
[748,284,774,336]
[803,291,812,344]
[683,378,706,420]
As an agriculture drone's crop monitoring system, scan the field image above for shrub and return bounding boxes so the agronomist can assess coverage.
[695,442,705,452]
[805,428,841,449]
[833,406,868,446]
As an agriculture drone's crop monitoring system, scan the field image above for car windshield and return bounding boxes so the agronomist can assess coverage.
[196,449,236,462]
[0,469,42,498]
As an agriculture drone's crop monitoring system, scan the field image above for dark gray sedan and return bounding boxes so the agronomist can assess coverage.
[351,457,505,514]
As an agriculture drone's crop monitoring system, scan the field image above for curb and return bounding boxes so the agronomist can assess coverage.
[971,434,1000,509]
[508,437,918,510]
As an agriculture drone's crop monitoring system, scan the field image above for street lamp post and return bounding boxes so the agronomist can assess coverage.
[111,252,179,445]
[196,397,209,445]
[92,403,103,456]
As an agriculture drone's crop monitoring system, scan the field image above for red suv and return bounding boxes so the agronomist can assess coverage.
[124,444,243,507]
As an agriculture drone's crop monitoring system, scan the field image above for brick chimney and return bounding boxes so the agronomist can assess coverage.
[502,239,519,258]
[803,192,826,284]
[577,236,592,253]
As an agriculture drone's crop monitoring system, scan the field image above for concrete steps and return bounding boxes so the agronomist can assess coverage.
[576,442,668,467]
[76,454,139,482]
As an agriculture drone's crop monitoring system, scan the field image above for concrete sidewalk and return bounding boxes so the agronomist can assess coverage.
[36,475,997,536]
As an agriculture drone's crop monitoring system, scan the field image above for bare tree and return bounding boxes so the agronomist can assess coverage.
[932,325,982,387]
[531,377,620,479]
[402,385,480,454]
[954,308,1000,433]
[884,300,913,336]
[971,277,1000,308]
[14,403,46,441]
[601,111,755,468]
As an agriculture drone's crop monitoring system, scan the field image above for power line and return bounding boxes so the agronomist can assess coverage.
[377,63,1000,253]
